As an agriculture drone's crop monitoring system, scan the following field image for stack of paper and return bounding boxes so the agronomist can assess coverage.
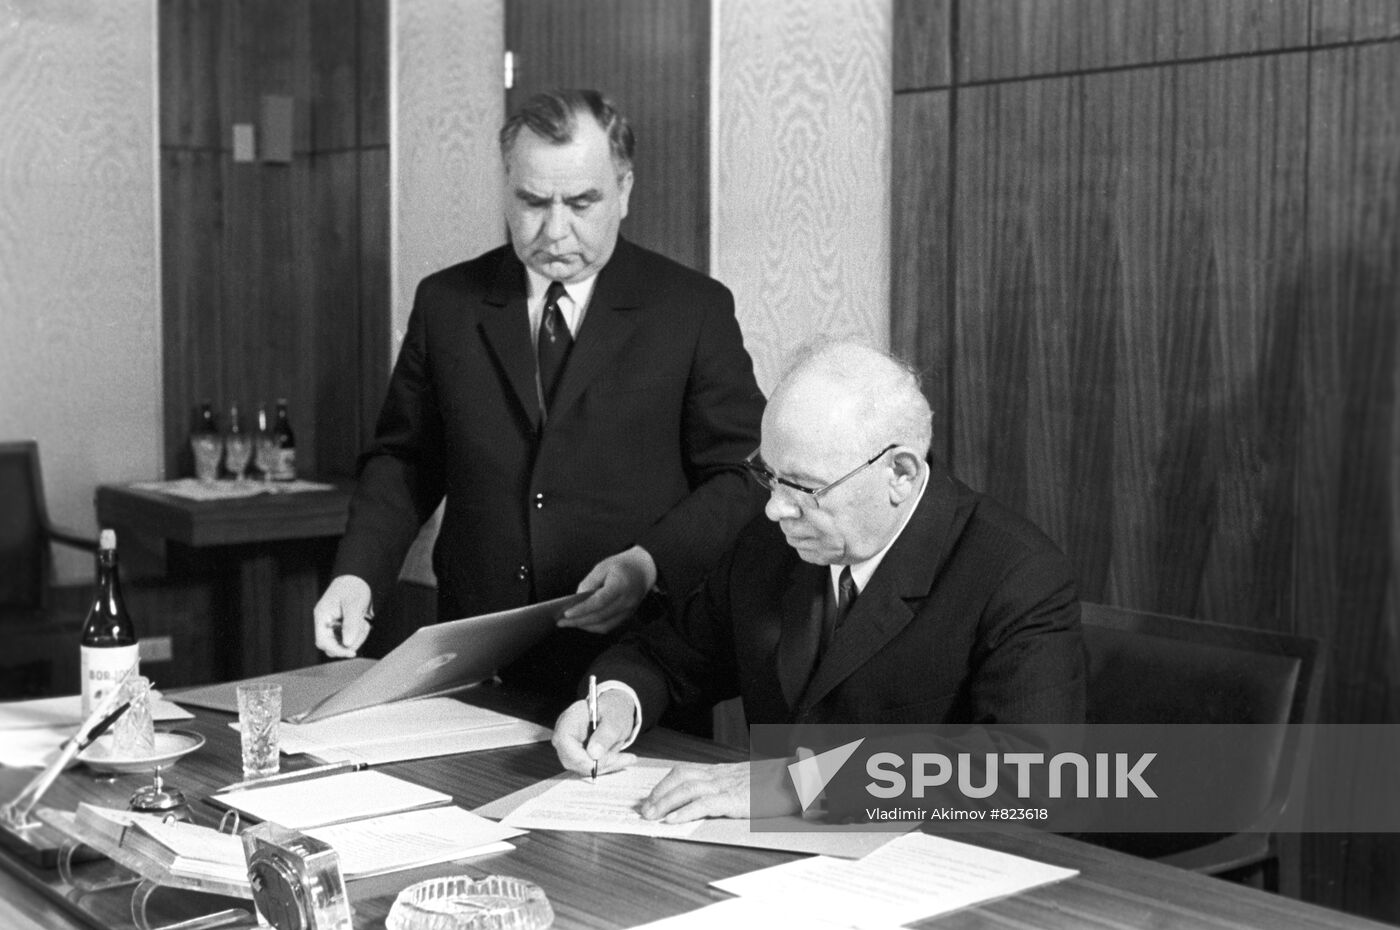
[710,832,1078,926]
[502,764,704,840]
[210,769,452,830]
[72,804,249,888]
[277,697,551,765]
[481,759,909,859]
[305,807,521,878]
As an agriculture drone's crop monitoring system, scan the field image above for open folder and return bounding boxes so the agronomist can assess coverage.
[169,592,587,723]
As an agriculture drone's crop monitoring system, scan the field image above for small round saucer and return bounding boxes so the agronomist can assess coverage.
[78,730,206,775]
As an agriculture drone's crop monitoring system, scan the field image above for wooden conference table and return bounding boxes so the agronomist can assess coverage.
[0,687,1389,930]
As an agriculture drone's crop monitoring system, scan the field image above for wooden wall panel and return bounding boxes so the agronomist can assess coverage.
[1300,44,1400,722]
[1312,0,1400,42]
[894,1,1400,919]
[951,56,1308,619]
[358,0,390,148]
[360,147,392,447]
[893,0,951,91]
[506,0,710,272]
[310,0,360,152]
[160,149,226,477]
[890,93,953,458]
[159,0,223,149]
[161,1,390,480]
[957,0,1309,82]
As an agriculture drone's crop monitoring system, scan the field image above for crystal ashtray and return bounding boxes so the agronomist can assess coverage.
[386,875,553,930]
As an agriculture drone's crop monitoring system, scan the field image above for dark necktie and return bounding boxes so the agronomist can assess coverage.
[537,281,573,413]
[820,566,857,656]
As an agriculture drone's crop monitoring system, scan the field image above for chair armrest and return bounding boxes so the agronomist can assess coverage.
[47,524,97,553]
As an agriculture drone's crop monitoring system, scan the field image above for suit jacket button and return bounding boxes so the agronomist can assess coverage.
[516,564,530,581]
[534,492,545,509]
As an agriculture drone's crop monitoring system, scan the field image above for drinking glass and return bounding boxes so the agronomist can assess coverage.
[224,432,253,482]
[112,675,156,756]
[236,682,281,779]
[191,435,222,482]
[254,431,277,482]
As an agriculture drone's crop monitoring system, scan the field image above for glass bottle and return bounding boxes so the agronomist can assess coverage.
[271,398,297,481]
[191,399,221,482]
[254,403,275,481]
[80,529,140,717]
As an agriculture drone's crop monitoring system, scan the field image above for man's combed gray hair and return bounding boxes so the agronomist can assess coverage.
[777,341,934,458]
[499,89,635,175]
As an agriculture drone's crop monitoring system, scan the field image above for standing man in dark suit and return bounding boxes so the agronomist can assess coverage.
[313,90,766,702]
[553,341,1084,820]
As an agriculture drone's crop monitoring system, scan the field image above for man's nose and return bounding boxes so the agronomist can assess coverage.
[543,205,570,241]
[764,489,801,522]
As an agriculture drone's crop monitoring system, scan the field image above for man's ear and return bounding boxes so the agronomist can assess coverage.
[888,449,922,504]
[618,169,634,219]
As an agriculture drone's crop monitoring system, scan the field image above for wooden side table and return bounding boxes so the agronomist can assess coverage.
[95,482,352,677]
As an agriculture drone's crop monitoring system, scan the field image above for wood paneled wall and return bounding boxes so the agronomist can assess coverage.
[893,0,1400,919]
[505,0,710,273]
[159,0,389,479]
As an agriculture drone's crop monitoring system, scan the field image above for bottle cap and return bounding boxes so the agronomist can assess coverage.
[99,528,116,550]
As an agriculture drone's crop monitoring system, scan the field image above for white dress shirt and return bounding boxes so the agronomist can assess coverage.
[526,267,598,346]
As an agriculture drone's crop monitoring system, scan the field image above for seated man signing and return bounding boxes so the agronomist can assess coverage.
[552,341,1086,822]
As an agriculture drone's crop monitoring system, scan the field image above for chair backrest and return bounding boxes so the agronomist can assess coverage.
[0,440,52,611]
[1081,602,1325,829]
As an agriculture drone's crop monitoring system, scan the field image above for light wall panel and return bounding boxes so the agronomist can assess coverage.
[0,0,162,582]
[714,0,892,392]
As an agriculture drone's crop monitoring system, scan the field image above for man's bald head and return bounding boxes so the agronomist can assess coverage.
[757,341,933,565]
[765,342,933,464]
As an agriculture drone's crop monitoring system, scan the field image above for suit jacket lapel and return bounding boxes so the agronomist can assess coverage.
[775,560,826,710]
[798,466,960,711]
[546,240,643,422]
[477,251,541,432]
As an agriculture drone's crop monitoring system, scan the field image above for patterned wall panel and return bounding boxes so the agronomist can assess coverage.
[0,1,161,581]
[958,0,1309,82]
[392,0,506,351]
[714,0,892,392]
[391,0,506,585]
[952,56,1309,621]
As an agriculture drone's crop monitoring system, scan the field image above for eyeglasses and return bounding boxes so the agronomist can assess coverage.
[743,444,898,508]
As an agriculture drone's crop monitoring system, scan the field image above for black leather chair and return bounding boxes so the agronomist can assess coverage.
[0,440,96,698]
[1081,602,1324,893]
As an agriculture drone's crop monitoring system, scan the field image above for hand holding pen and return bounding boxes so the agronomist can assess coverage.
[549,679,637,779]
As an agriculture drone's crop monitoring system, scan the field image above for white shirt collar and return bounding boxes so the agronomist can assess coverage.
[831,465,930,596]
[526,267,600,340]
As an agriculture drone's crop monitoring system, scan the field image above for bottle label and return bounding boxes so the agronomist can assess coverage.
[81,644,140,718]
[272,447,297,481]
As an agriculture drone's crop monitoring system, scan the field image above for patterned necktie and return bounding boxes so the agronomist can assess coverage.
[537,281,573,413]
[821,566,858,656]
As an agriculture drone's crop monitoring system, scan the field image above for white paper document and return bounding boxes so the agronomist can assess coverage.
[502,764,703,839]
[711,832,1078,926]
[625,896,902,929]
[211,769,452,830]
[476,760,907,859]
[277,697,550,764]
[305,806,523,878]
